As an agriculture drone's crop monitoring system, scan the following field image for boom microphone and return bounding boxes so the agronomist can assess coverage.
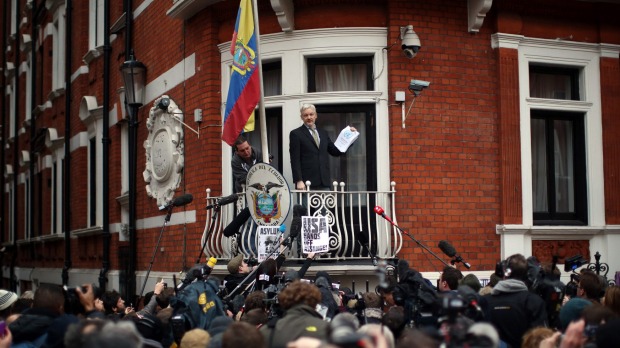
[438,240,471,269]
[223,207,251,237]
[206,193,239,210]
[159,193,194,211]
[438,240,457,258]
[289,204,305,242]
[374,205,394,224]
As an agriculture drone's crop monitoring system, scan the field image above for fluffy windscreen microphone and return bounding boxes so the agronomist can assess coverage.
[438,240,457,258]
[223,207,251,237]
[289,204,305,241]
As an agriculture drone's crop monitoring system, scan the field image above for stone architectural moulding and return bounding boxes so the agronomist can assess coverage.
[468,0,493,33]
[271,0,295,32]
[143,95,185,207]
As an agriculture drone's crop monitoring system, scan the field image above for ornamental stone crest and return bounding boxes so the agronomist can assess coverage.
[143,95,185,206]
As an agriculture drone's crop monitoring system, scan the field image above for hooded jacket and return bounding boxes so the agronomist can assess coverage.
[260,304,329,348]
[480,279,547,348]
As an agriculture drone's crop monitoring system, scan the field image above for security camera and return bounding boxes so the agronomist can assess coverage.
[400,25,421,59]
[408,79,430,95]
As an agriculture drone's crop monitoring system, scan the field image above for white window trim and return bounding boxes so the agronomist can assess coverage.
[493,34,620,272]
[79,96,104,228]
[218,27,390,194]
[51,5,66,93]
[89,0,104,49]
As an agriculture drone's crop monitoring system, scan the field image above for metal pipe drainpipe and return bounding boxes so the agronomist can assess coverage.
[62,0,73,287]
[11,0,21,292]
[99,0,111,291]
[0,0,8,285]
[124,0,138,304]
[29,0,37,258]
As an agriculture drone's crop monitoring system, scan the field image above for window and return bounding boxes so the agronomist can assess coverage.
[89,0,105,49]
[262,61,281,96]
[317,104,376,192]
[25,59,32,124]
[307,57,376,192]
[9,80,16,140]
[308,57,374,92]
[10,0,17,38]
[24,177,31,239]
[244,108,283,175]
[52,5,66,91]
[51,152,64,234]
[89,137,97,226]
[530,66,580,100]
[528,65,588,225]
[531,111,587,225]
[8,184,15,242]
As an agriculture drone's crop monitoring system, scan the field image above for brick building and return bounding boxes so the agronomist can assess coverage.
[2,0,619,301]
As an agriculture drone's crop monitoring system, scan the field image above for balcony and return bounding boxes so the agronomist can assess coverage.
[202,182,402,263]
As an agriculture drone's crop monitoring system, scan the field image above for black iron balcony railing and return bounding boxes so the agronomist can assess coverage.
[201,182,401,261]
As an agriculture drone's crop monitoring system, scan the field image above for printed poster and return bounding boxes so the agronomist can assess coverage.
[301,216,329,254]
[257,226,281,261]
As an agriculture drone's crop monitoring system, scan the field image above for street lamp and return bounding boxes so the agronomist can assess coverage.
[120,52,146,305]
[121,53,146,107]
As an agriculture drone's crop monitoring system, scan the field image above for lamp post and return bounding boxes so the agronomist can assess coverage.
[120,52,145,304]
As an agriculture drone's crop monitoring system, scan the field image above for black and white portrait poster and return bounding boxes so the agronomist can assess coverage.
[257,226,280,261]
[301,216,329,254]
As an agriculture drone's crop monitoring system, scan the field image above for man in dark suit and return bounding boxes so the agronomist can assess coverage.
[289,104,356,190]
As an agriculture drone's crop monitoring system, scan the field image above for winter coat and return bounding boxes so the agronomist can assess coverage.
[260,304,329,348]
[480,279,547,348]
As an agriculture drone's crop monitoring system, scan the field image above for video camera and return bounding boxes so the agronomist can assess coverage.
[63,283,102,315]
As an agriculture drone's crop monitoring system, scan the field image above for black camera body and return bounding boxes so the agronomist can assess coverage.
[63,284,101,315]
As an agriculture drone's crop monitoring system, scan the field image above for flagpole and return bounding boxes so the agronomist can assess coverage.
[252,0,269,163]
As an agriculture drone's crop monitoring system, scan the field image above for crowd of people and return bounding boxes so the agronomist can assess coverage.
[0,252,619,348]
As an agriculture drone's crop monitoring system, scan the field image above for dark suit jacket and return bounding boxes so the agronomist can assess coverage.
[289,125,343,188]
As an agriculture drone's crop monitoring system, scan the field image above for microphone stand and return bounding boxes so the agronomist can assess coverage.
[224,235,293,301]
[139,205,174,298]
[379,216,450,268]
[356,232,378,266]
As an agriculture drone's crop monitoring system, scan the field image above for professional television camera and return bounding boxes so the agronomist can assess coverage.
[389,259,438,327]
[526,256,566,328]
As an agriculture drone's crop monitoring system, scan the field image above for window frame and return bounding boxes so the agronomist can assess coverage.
[307,56,374,93]
[531,110,587,225]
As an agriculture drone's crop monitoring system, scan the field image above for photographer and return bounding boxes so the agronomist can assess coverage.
[480,253,547,348]
[260,281,328,348]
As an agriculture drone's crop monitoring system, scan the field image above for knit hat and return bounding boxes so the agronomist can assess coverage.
[0,290,18,311]
[181,328,211,348]
[227,254,244,274]
[559,298,593,331]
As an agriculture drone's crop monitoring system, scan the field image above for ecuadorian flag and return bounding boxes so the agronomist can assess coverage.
[222,0,260,146]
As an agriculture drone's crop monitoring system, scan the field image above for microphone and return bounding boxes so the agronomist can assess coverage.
[357,231,378,266]
[223,207,251,237]
[289,204,305,243]
[438,240,456,258]
[374,205,394,225]
[438,240,471,269]
[159,193,194,211]
[206,193,239,210]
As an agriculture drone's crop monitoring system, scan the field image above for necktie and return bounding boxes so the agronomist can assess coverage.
[311,127,319,147]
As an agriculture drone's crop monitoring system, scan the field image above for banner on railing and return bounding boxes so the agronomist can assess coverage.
[257,226,281,261]
[301,216,329,254]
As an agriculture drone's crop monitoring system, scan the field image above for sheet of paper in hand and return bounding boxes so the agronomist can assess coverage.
[301,216,329,254]
[257,226,281,261]
[334,125,359,152]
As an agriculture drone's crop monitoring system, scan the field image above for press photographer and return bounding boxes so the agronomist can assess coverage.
[480,253,547,348]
